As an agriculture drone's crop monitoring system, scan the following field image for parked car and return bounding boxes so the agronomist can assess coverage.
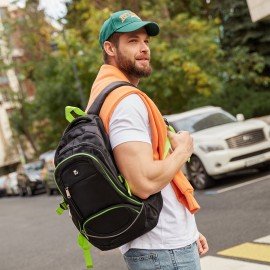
[17,160,45,196]
[255,115,270,126]
[40,151,58,195]
[165,106,270,189]
[5,172,19,196]
[0,176,7,197]
[39,150,56,163]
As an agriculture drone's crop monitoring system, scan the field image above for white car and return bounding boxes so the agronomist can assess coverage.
[165,106,270,189]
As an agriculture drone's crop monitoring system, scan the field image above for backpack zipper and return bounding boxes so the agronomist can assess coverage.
[65,187,71,198]
[64,186,84,219]
[52,170,84,221]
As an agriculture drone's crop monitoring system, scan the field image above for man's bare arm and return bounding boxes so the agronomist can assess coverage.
[113,131,193,199]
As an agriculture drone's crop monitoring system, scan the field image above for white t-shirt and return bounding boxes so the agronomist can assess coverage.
[109,94,199,254]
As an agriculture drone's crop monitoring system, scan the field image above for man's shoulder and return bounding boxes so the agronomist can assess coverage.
[119,93,144,105]
[111,93,148,120]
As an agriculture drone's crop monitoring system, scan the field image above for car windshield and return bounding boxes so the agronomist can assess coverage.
[171,110,236,133]
[39,150,56,162]
[24,161,44,172]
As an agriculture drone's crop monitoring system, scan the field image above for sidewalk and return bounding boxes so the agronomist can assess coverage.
[201,235,270,269]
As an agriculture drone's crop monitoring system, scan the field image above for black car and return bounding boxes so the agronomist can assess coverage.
[17,160,45,196]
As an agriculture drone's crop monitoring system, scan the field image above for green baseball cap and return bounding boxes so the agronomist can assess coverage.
[99,10,159,48]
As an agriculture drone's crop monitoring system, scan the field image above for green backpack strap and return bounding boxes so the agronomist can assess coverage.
[56,201,68,215]
[56,204,93,268]
[65,106,86,123]
[163,137,171,159]
[163,124,175,159]
[77,233,93,269]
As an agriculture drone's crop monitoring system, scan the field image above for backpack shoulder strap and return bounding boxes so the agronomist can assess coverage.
[87,81,136,115]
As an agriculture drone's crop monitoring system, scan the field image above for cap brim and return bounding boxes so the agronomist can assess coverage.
[116,21,159,36]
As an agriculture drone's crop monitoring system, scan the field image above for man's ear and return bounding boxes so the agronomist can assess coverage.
[103,41,116,57]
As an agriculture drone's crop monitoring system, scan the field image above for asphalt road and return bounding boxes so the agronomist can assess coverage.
[0,169,269,270]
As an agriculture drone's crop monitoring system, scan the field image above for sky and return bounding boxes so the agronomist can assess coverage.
[8,0,67,19]
[38,0,67,19]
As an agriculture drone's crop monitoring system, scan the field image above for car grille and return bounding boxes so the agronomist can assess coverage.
[226,129,266,149]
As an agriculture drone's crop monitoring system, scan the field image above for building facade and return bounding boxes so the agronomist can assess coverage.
[246,0,270,22]
[0,1,26,174]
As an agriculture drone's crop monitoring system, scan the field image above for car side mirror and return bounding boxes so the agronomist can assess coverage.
[236,113,245,121]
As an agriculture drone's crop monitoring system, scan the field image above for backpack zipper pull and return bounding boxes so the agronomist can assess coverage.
[65,187,71,198]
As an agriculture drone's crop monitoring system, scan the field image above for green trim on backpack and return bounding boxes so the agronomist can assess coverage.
[77,233,93,269]
[65,106,86,123]
[124,180,132,196]
[118,175,124,183]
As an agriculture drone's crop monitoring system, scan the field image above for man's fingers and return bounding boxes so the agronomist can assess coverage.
[196,239,203,255]
[202,240,209,254]
[197,233,209,256]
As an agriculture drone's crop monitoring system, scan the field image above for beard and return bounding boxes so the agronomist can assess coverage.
[115,49,152,78]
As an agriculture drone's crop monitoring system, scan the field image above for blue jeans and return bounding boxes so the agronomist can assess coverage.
[123,242,201,270]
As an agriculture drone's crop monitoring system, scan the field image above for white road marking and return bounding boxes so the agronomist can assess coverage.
[201,256,270,270]
[255,235,270,244]
[205,174,270,195]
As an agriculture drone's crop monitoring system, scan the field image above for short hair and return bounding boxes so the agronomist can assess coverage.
[102,33,121,64]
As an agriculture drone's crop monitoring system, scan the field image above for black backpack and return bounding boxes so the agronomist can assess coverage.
[54,81,163,268]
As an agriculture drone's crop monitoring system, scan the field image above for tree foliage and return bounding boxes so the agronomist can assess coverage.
[209,0,270,73]
[2,0,270,153]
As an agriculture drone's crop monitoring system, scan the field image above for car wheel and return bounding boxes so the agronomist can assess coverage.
[18,186,25,197]
[26,186,33,196]
[187,156,215,189]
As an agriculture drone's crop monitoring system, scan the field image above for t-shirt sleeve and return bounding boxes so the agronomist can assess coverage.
[109,94,152,149]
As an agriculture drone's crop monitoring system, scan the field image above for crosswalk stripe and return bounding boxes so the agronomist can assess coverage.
[255,235,270,244]
[218,242,270,263]
[201,256,270,270]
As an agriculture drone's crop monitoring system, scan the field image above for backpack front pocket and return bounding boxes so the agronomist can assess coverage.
[83,204,143,238]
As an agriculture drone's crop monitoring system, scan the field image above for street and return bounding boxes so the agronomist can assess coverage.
[1,169,270,270]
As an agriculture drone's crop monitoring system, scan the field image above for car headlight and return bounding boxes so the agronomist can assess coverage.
[199,144,224,153]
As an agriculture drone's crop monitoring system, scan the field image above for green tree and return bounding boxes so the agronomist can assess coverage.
[209,0,270,74]
[5,0,269,153]
[64,1,225,114]
[194,0,270,117]
[1,0,55,156]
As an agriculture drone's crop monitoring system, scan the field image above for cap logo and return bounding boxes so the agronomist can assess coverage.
[119,11,141,23]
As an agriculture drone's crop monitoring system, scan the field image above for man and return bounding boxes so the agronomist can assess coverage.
[86,10,208,270]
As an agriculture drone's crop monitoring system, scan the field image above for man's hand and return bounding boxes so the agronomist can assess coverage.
[167,131,193,162]
[196,233,209,256]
